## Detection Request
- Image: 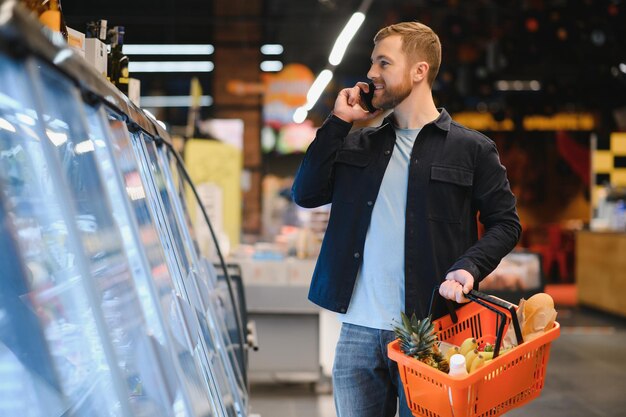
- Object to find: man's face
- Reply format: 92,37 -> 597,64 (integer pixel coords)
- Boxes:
367,35 -> 413,110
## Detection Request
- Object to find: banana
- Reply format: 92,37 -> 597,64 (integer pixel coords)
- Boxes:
444,346 -> 460,363
459,337 -> 477,356
480,350 -> 494,361
464,349 -> 479,372
469,354 -> 486,373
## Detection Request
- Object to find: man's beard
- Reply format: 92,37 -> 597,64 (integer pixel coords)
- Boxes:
372,74 -> 412,110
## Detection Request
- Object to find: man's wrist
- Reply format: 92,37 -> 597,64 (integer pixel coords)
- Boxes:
330,111 -> 353,125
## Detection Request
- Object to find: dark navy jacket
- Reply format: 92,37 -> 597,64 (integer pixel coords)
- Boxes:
292,109 -> 521,320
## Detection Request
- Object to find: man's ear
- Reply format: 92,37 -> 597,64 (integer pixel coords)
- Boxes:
412,61 -> 429,83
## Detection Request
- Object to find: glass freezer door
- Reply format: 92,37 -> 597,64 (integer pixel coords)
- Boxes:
29,59 -> 184,417
105,112 -> 220,417
134,136 -> 243,417
0,55 -> 130,416
157,146 -> 248,411
0,196 -> 67,417
153,143 -> 247,416
85,102 -> 220,417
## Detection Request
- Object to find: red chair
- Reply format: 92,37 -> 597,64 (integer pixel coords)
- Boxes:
530,224 -> 572,283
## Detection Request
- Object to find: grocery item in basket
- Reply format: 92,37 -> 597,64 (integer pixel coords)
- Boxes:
522,293 -> 558,340
503,292 -> 557,346
448,354 -> 468,376
459,337 -> 477,355
443,344 -> 460,362
393,312 -> 450,373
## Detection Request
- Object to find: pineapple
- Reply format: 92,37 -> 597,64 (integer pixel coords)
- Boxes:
393,312 -> 449,373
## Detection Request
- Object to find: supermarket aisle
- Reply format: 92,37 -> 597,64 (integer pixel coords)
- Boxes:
248,307 -> 626,417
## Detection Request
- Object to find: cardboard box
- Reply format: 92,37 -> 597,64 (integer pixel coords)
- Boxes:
66,27 -> 85,58
84,38 -> 107,77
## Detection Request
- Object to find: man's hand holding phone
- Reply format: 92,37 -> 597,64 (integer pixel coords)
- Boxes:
332,82 -> 381,123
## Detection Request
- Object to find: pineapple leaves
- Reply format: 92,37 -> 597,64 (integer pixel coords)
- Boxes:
394,312 -> 448,373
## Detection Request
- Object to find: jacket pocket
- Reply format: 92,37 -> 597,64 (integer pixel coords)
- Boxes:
428,165 -> 473,223
332,150 -> 372,202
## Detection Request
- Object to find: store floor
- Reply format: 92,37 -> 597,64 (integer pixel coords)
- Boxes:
248,306 -> 626,417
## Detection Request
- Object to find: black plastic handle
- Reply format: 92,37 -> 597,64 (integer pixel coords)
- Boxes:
429,287 -> 524,359
465,289 -> 524,358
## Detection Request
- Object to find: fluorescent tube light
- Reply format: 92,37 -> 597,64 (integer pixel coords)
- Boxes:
293,106 -> 308,124
260,60 -> 283,72
261,44 -> 284,55
123,44 -> 214,55
305,69 -> 333,110
129,61 -> 214,73
328,12 -> 365,66
495,80 -> 542,91
140,95 -> 214,108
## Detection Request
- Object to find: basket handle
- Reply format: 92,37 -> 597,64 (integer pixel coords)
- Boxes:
428,285 -> 458,324
429,287 -> 524,358
465,289 -> 524,358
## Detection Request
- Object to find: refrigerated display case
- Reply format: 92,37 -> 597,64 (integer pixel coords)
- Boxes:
161,149 -> 250,388
157,146 -> 248,406
107,119 -> 230,417
0,1 -> 249,416
135,136 -> 246,417
0,53 -> 134,417
87,105 -> 218,417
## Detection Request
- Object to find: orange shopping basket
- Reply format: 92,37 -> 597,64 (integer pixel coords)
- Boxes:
388,289 -> 560,417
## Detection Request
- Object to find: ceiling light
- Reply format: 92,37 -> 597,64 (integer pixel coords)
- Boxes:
260,61 -> 283,72
305,69 -> 333,110
293,107 -> 308,124
140,95 -> 213,108
619,63 -> 626,74
328,12 -> 365,66
261,44 -> 284,55
495,80 -> 541,91
128,61 -> 214,73
123,44 -> 214,55
496,80 -> 509,91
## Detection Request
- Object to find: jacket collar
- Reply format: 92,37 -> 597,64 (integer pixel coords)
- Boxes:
433,108 -> 452,132
380,108 -> 451,132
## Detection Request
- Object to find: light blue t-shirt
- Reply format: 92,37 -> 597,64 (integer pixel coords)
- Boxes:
339,126 -> 421,330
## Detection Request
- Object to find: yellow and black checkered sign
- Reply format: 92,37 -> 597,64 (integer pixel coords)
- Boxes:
592,132 -> 626,206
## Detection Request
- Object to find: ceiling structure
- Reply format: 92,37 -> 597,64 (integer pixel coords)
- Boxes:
61,0 -> 626,127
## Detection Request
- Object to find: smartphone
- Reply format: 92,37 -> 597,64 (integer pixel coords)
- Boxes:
359,82 -> 377,112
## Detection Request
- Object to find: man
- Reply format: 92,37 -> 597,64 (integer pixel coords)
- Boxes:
292,21 -> 521,417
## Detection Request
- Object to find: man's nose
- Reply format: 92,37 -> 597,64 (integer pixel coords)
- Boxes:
366,65 -> 377,80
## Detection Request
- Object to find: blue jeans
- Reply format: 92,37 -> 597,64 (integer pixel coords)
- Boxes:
332,323 -> 412,417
